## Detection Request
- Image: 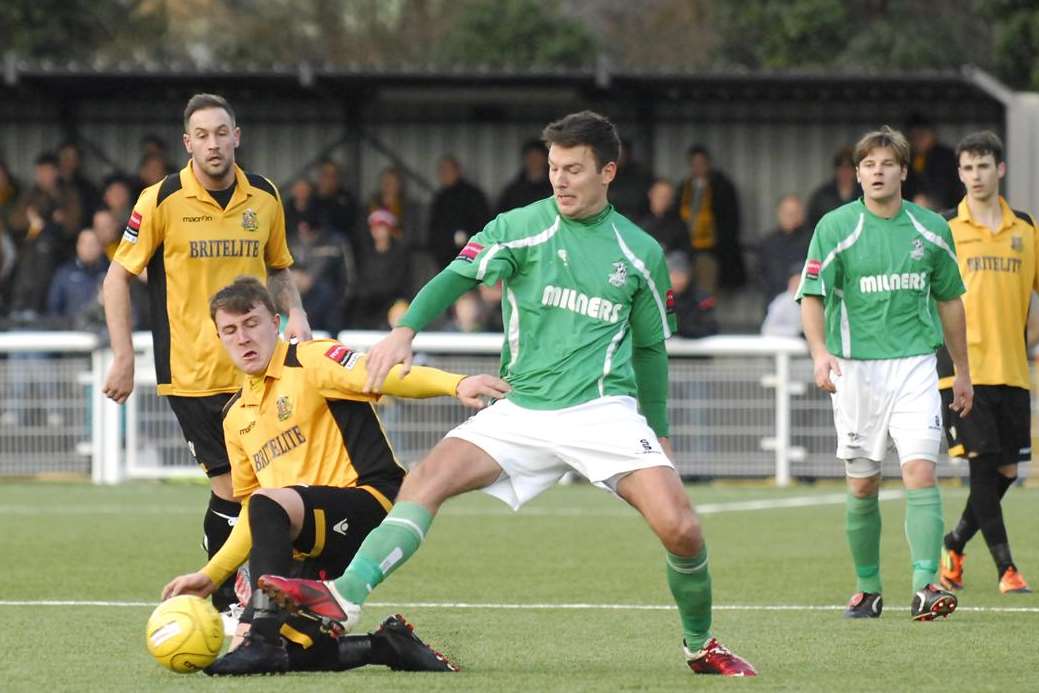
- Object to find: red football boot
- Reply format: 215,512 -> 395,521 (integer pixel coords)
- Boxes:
258,575 -> 360,636
684,638 -> 758,677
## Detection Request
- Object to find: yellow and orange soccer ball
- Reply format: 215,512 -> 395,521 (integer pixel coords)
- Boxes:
145,595 -> 224,673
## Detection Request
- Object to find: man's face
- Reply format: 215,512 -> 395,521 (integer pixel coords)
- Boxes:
958,151 -> 1004,203
689,152 -> 710,179
59,146 -> 80,177
91,210 -> 119,246
183,107 -> 239,184
524,147 -> 548,180
437,159 -> 460,187
776,196 -> 805,233
856,146 -> 906,206
76,230 -> 103,265
35,163 -> 59,191
648,181 -> 674,216
317,164 -> 339,194
291,178 -> 313,205
214,303 -> 280,376
104,180 -> 130,211
548,144 -> 615,220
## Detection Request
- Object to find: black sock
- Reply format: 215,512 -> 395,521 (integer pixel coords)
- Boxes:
998,474 -> 1017,497
247,494 -> 294,592
203,493 -> 241,610
989,543 -> 1016,578
967,457 -> 1015,575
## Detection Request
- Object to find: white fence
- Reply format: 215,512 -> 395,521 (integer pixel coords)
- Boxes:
0,331 -> 1003,485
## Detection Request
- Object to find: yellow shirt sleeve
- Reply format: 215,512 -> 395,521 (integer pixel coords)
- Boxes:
263,178 -> 293,270
299,340 -> 465,401
199,496 -> 252,586
112,184 -> 163,276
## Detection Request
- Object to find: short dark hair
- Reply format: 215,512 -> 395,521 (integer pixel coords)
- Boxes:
833,145 -> 854,168
853,126 -> 910,168
686,144 -> 711,160
184,93 -> 236,132
956,130 -> 1004,165
521,139 -> 546,156
35,152 -> 59,167
209,276 -> 276,323
541,111 -> 620,171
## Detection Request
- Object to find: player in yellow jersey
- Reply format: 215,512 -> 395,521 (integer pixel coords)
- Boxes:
162,276 -> 509,675
102,94 -> 312,616
938,131 -> 1036,595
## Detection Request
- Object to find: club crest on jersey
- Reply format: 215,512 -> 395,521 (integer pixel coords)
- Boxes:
558,249 -> 569,266
1012,235 -> 1023,252
457,241 -> 483,263
910,238 -> 925,261
241,208 -> 259,232
276,396 -> 293,421
805,259 -> 821,280
608,261 -> 628,287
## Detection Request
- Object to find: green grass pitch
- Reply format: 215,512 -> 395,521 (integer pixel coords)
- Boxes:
1,481 -> 1036,691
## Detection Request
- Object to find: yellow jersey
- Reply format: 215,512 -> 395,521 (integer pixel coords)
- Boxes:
938,197 -> 1039,389
113,163 -> 293,396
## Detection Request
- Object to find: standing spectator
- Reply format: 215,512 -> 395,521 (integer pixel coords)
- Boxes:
638,178 -> 685,251
46,228 -> 109,325
10,152 -> 82,258
497,139 -> 553,213
348,209 -> 412,329
609,137 -> 654,220
313,160 -> 359,240
427,155 -> 491,270
0,160 -> 22,232
284,177 -> 316,243
58,142 -> 100,220
101,176 -> 133,225
676,145 -> 745,292
757,194 -> 811,314
905,114 -> 961,211
808,146 -> 861,229
367,166 -> 424,247
289,211 -> 352,332
668,251 -> 719,339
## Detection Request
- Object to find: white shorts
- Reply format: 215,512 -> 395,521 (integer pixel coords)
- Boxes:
445,395 -> 673,510
830,353 -> 943,475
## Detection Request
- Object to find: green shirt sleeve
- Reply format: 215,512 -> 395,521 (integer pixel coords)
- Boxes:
928,221 -> 966,301
796,220 -> 841,301
632,340 -> 669,438
397,268 -> 479,332
629,243 -> 677,347
446,213 -> 520,285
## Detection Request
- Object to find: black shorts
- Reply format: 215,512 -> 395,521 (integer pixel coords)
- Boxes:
941,385 -> 1031,464
166,393 -> 234,477
290,484 -> 397,579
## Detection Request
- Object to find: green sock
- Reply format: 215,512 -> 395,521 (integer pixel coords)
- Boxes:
332,501 -> 433,605
846,493 -> 882,594
666,547 -> 712,651
905,486 -> 943,591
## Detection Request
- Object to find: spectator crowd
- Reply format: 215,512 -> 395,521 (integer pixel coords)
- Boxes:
0,116 -> 964,338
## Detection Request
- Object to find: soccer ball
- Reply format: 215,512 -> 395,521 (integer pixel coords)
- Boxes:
145,595 -> 224,673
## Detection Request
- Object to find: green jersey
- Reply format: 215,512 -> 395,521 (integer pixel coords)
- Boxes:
797,199 -> 965,360
449,197 -> 676,410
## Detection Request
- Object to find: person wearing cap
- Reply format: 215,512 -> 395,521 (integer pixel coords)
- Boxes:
347,209 -> 413,329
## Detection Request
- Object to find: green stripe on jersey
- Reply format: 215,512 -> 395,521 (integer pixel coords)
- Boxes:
449,197 -> 676,410
797,199 -> 965,360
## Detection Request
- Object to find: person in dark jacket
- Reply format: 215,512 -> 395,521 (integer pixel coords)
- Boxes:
348,209 -> 412,330
427,156 -> 491,270
47,228 -> 109,322
807,146 -> 861,230
497,140 -> 553,213
668,251 -> 719,339
675,145 -> 745,292
756,194 -> 811,316
638,178 -> 686,252
904,114 -> 962,211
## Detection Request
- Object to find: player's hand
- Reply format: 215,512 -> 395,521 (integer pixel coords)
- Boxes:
161,571 -> 216,600
283,308 -> 312,342
812,353 -> 842,393
455,374 -> 511,409
103,353 -> 135,403
949,373 -> 973,417
364,327 -> 416,393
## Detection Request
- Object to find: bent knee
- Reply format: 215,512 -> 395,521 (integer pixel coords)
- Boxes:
657,512 -> 704,555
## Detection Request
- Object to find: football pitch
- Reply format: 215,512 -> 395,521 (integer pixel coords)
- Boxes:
2,481 -> 1036,691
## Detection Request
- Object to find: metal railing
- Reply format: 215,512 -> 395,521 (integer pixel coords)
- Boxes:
0,331 -> 1014,485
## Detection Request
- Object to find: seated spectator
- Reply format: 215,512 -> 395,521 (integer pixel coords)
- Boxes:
367,166 -> 424,247
761,270 -> 803,338
477,281 -> 505,334
668,251 -> 719,339
347,209 -> 413,329
58,142 -> 100,220
91,209 -> 121,259
285,177 -> 316,243
428,155 -> 491,270
313,160 -> 358,240
288,212 -> 352,332
498,139 -> 553,213
609,137 -> 654,220
46,228 -> 108,329
808,146 -> 861,229
638,178 -> 685,251
101,176 -> 133,225
139,133 -> 177,174
447,291 -> 489,333
89,208 -> 151,329
136,153 -> 169,197
757,194 -> 810,315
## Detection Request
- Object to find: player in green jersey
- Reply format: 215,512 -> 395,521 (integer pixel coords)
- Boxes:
259,111 -> 757,677
798,126 -> 974,621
